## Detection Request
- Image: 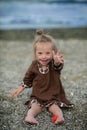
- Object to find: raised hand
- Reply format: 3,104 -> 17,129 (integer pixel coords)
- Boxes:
52,50 -> 64,65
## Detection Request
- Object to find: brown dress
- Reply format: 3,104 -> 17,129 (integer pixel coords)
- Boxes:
21,60 -> 72,108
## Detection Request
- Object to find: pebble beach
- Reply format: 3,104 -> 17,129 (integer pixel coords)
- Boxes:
0,28 -> 87,130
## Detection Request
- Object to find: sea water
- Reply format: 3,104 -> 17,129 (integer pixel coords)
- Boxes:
0,1 -> 87,29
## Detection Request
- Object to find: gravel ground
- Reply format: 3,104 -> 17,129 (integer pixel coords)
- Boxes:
0,39 -> 87,130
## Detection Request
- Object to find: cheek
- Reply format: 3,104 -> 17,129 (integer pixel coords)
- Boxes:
35,54 -> 40,59
47,54 -> 52,59
50,53 -> 53,58
35,53 -> 38,59
35,55 -> 38,59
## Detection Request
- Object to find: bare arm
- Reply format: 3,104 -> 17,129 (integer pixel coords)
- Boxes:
10,85 -> 25,97
10,61 -> 36,98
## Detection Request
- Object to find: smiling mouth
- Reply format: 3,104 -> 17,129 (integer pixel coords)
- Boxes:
40,59 -> 49,64
41,59 -> 48,62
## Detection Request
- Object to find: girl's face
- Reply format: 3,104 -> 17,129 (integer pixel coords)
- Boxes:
35,42 -> 53,66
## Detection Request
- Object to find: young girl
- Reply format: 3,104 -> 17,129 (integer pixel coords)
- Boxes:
11,30 -> 73,125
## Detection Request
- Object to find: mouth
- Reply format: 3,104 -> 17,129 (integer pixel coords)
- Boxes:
40,59 -> 49,65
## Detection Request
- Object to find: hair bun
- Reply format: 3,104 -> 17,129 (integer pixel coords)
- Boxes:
36,29 -> 43,35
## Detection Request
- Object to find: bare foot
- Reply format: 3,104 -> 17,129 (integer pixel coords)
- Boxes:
54,116 -> 65,125
24,116 -> 39,125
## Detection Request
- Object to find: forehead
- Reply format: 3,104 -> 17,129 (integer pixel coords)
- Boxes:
36,42 -> 52,50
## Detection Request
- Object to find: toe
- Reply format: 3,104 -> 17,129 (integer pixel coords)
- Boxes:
55,118 -> 65,125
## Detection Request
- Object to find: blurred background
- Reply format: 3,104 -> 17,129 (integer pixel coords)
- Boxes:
0,0 -> 87,29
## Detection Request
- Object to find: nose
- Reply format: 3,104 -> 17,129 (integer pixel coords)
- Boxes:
42,54 -> 46,59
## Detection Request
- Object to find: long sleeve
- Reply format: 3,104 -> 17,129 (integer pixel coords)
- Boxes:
21,62 -> 36,88
53,60 -> 64,74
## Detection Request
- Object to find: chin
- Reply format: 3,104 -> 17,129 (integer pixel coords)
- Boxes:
40,62 -> 47,66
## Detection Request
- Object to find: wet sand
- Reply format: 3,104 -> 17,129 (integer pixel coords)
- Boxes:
0,28 -> 87,130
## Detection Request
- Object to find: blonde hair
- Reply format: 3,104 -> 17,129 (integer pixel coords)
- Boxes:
33,30 -> 57,58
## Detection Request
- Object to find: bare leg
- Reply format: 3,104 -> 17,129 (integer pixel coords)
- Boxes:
25,102 -> 42,125
49,104 -> 65,124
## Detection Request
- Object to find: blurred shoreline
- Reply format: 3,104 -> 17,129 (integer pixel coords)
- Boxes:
0,27 -> 87,40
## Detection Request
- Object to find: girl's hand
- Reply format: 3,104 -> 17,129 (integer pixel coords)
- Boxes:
10,86 -> 24,97
52,50 -> 64,65
10,89 -> 18,97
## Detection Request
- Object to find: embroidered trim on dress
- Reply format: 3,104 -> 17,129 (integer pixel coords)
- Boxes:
20,81 -> 30,88
38,63 -> 49,74
28,98 -> 73,109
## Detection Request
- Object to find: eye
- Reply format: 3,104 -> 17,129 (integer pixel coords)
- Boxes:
38,52 -> 42,55
46,52 -> 50,54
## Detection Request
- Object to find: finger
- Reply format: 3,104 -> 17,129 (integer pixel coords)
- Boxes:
57,50 -> 60,55
60,59 -> 64,64
57,53 -> 63,59
57,50 -> 62,56
10,92 -> 14,97
52,50 -> 56,57
10,90 -> 17,97
10,91 -> 15,97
